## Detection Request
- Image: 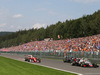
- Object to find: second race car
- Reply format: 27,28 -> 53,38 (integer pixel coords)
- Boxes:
71,58 -> 99,68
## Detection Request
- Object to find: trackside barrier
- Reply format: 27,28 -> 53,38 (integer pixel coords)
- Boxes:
0,50 -> 100,63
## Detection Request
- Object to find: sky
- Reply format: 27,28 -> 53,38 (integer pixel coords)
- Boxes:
0,0 -> 100,32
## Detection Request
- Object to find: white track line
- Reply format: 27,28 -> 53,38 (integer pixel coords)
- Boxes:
32,63 -> 83,75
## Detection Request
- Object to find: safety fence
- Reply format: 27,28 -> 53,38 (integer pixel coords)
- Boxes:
1,50 -> 100,63
0,50 -> 100,58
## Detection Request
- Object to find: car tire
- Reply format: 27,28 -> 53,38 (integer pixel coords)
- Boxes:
28,59 -> 31,62
63,59 -> 66,63
25,59 -> 27,61
71,62 -> 75,66
81,63 -> 84,67
25,57 -> 27,61
93,63 -> 99,68
63,60 -> 66,63
31,59 -> 34,63
38,59 -> 41,63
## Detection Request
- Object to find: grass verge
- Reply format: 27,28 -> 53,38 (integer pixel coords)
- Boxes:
0,56 -> 76,75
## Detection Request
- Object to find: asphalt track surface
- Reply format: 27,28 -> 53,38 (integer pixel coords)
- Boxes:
0,53 -> 100,75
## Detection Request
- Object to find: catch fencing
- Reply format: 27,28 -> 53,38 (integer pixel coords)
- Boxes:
1,50 -> 100,58
1,50 -> 100,63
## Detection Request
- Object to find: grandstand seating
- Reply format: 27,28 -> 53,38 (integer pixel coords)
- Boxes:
0,34 -> 100,53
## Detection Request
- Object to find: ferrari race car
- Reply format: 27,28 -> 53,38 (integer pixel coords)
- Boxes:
71,58 -> 99,68
25,55 -> 41,63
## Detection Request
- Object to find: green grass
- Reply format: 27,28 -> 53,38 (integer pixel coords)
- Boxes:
0,56 -> 76,75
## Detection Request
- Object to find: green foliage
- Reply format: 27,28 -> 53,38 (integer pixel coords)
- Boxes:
0,32 -> 13,36
0,10 -> 100,48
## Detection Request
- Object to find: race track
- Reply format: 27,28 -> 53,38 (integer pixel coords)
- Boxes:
0,53 -> 100,75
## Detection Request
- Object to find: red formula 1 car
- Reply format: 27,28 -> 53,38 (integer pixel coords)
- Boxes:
25,55 -> 41,63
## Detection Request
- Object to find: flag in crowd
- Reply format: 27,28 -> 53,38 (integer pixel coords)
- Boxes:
98,42 -> 100,50
67,38 -> 69,42
58,35 -> 60,39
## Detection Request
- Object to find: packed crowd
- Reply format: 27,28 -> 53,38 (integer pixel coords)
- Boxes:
0,34 -> 100,53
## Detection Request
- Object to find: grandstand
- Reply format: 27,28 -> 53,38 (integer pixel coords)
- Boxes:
0,34 -> 100,56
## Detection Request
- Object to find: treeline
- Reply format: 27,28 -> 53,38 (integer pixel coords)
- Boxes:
0,10 -> 100,48
0,32 -> 13,36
